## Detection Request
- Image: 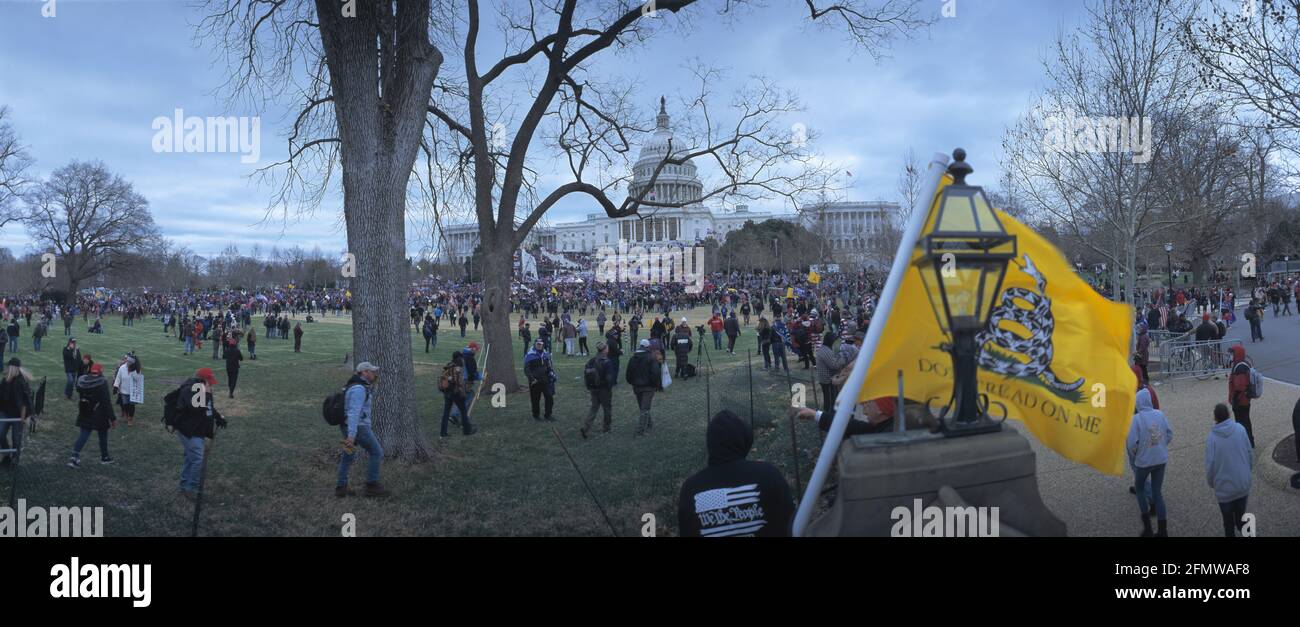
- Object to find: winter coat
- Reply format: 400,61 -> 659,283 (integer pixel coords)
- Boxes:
75,374 -> 115,431
1205,418 -> 1252,503
1126,388 -> 1172,469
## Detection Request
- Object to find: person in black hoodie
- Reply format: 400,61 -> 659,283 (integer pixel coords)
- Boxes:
677,410 -> 794,537
171,368 -> 227,499
0,358 -> 33,467
626,339 -> 663,436
224,341 -> 244,398
68,362 -> 115,467
62,338 -> 82,400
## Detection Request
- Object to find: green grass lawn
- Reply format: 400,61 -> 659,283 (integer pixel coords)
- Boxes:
5,308 -> 826,536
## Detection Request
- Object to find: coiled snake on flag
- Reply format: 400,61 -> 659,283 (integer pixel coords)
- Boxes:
976,254 -> 1084,394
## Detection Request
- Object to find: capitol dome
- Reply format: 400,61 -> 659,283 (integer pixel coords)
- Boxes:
627,97 -> 703,206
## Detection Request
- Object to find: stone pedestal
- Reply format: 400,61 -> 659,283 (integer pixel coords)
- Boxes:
807,427 -> 1067,537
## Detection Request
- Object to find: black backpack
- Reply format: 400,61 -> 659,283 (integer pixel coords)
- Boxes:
583,358 -> 607,390
322,382 -> 365,426
161,384 -> 183,432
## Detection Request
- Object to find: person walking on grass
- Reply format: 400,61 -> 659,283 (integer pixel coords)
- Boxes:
112,353 -> 143,427
68,362 -> 115,468
247,327 -> 257,360
170,368 -> 227,501
336,362 -> 388,498
0,358 -> 33,467
580,342 -> 618,439
224,340 -> 244,398
1127,388 -> 1172,537
672,318 -> 693,378
1206,403 -> 1253,537
524,339 -> 556,422
438,352 -> 477,438
6,318 -> 19,354
578,319 -> 589,356
32,318 -> 46,352
814,332 -> 844,412
293,322 -> 303,353
626,339 -> 663,437
756,317 -> 772,370
62,338 -> 82,401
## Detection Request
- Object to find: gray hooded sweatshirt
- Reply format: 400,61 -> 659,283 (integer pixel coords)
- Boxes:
1126,388 -> 1172,469
1205,418 -> 1253,503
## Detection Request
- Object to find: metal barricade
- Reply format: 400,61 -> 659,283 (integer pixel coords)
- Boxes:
1158,337 -> 1241,381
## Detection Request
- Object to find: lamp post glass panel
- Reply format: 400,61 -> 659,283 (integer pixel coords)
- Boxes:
917,149 -> 1018,437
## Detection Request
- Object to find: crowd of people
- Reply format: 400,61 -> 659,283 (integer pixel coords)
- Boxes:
0,266 -> 1295,536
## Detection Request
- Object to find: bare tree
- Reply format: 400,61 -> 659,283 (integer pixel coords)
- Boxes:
1002,0 -> 1199,302
0,106 -> 34,228
22,161 -> 162,304
198,0 -> 930,460
1181,0 -> 1300,159
896,147 -> 922,224
417,2 -> 929,391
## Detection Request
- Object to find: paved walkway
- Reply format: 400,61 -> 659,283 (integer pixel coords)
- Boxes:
1027,376 -> 1300,537
1222,305 -> 1300,384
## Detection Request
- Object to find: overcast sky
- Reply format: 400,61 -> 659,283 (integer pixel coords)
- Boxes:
0,0 -> 1091,259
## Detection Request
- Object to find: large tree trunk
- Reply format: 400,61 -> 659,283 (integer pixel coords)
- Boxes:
344,176 -> 431,462
318,0 -> 440,462
481,233 -> 520,391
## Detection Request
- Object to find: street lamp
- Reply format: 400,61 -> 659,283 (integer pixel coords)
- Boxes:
1164,242 -> 1173,293
917,148 -> 1018,437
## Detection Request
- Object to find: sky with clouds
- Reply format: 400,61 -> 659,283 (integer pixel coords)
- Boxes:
0,0 -> 1092,260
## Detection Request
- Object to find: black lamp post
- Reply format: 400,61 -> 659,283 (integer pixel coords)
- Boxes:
918,149 -> 1018,437
1164,242 -> 1173,292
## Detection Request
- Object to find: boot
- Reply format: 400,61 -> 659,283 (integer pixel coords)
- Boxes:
335,485 -> 355,498
364,482 -> 390,497
1139,513 -> 1153,537
1155,519 -> 1168,537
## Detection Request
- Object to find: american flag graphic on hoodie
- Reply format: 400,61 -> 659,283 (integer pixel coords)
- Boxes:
693,484 -> 766,537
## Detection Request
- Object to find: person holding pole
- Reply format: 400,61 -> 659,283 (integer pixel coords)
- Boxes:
171,367 -> 227,501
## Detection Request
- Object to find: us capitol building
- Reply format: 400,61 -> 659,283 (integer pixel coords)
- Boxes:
439,98 -> 898,265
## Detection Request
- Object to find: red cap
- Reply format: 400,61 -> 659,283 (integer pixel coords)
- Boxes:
195,367 -> 219,386
468,342 -> 480,350
89,363 -> 103,376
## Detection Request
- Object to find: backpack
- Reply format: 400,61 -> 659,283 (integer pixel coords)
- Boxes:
583,358 -> 607,390
161,384 -> 182,431
438,364 -> 462,394
1248,367 -> 1263,399
1232,362 -> 1263,400
322,382 -> 363,426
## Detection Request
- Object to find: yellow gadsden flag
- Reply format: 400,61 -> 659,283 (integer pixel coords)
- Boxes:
860,179 -> 1135,475
808,270 -> 821,285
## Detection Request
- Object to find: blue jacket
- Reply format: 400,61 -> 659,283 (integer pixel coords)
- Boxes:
1126,388 -> 1172,469
460,348 -> 480,381
343,376 -> 372,439
1205,418 -> 1252,502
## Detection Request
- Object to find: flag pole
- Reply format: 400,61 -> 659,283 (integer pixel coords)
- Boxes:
792,151 -> 950,537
